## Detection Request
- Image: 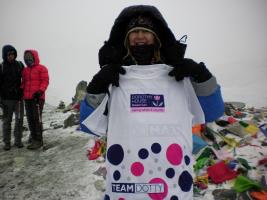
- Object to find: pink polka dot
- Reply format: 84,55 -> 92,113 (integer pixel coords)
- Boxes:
148,178 -> 168,200
131,162 -> 144,176
166,143 -> 183,165
118,198 -> 125,200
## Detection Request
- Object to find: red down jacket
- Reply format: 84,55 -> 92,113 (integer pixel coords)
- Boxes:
21,50 -> 49,100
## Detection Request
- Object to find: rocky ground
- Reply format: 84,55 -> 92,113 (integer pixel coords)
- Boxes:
0,104 -> 104,200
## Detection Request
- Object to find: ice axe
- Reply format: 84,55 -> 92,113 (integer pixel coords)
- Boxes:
36,101 -> 42,125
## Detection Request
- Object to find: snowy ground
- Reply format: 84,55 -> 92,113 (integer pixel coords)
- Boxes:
0,104 -> 266,200
0,104 -> 103,200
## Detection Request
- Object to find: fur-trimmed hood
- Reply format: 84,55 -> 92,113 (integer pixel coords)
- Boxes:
107,5 -> 176,49
99,5 -> 187,66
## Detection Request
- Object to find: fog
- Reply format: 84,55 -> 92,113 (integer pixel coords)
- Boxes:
1,0 -> 266,107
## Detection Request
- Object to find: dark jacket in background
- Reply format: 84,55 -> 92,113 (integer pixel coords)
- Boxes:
0,45 -> 24,100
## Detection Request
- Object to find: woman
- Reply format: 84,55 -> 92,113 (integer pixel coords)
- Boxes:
83,5 -> 224,200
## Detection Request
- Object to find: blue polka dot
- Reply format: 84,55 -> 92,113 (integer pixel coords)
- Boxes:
138,148 -> 149,159
170,196 -> 179,200
166,168 -> 175,178
178,170 -> 193,192
104,194 -> 110,200
107,144 -> 124,165
113,170 -> 121,181
151,143 -> 161,154
184,155 -> 190,165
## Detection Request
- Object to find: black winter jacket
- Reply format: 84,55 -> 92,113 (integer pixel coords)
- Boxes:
0,45 -> 24,100
0,61 -> 24,100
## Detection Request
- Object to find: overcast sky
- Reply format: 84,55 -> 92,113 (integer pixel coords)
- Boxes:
1,0 -> 267,107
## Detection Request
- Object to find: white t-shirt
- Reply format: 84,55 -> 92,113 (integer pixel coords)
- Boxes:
84,64 -> 205,200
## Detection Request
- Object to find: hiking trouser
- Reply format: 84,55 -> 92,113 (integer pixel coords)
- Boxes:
2,100 -> 24,145
25,99 -> 44,143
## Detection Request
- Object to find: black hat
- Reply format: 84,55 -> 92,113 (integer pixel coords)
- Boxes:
127,15 -> 155,32
124,15 -> 161,47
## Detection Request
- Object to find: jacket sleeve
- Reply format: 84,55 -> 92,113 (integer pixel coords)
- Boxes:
39,66 -> 49,92
80,97 -> 96,134
191,76 -> 225,122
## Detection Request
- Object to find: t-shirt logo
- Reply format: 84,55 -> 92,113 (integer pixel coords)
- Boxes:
130,94 -> 165,112
112,183 -> 164,194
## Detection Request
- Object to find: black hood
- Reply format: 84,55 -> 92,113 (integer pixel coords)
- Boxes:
2,45 -> 17,62
108,5 -> 176,49
99,5 -> 187,66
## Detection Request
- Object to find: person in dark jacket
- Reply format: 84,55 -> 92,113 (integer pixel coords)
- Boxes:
0,45 -> 24,150
82,5 -> 225,199
21,49 -> 49,150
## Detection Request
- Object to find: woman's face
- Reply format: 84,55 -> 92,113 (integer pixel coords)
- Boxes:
128,29 -> 155,46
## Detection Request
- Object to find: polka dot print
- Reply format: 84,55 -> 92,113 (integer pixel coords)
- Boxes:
178,170 -> 193,192
107,144 -> 124,166
151,143 -> 161,154
166,144 -> 183,166
138,148 -> 149,159
131,162 -> 144,176
106,142 -> 193,198
184,155 -> 190,165
166,168 -> 175,179
113,170 -> 121,181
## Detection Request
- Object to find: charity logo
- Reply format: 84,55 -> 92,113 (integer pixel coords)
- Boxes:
130,94 -> 165,112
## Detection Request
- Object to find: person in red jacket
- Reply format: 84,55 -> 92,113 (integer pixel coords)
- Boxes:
21,50 -> 49,150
